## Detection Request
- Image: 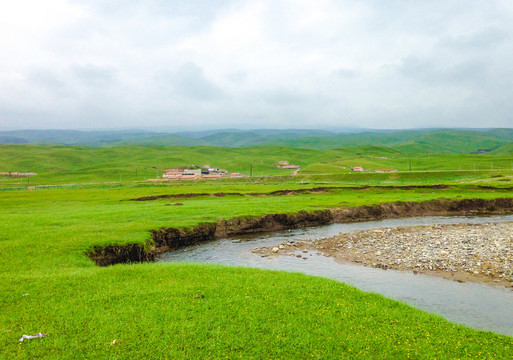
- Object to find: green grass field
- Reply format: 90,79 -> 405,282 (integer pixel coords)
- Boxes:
2,144 -> 513,358
1,144 -> 512,188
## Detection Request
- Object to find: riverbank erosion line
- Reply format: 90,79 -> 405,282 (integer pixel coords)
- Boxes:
88,197 -> 513,266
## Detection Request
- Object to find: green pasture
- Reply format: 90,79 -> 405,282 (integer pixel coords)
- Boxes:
2,181 -> 513,358
300,153 -> 513,174
1,144 -> 513,188
257,128 -> 513,153
0,145 -> 327,185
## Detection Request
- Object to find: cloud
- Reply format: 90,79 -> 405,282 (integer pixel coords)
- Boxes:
157,62 -> 224,101
261,88 -> 308,106
27,70 -> 69,95
1,0 -> 513,130
71,64 -> 117,88
439,27 -> 510,50
398,57 -> 488,86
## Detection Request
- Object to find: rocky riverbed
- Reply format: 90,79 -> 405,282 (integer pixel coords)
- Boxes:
253,222 -> 513,288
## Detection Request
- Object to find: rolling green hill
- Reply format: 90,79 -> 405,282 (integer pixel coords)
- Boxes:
484,128 -> 513,141
112,134 -> 207,146
0,129 -> 334,147
1,143 -> 513,187
0,145 -> 333,184
0,129 -> 158,145
490,142 -> 513,154
1,128 -> 512,154
260,129 -> 509,154
197,130 -> 334,147
198,131 -> 263,146
0,136 -> 28,144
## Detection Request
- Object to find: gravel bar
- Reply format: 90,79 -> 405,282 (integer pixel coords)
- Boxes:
254,222 -> 513,288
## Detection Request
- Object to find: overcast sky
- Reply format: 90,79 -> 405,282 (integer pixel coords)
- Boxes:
1,0 -> 513,131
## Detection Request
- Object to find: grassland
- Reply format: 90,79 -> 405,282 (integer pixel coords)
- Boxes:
1,144 -> 513,188
2,144 -> 513,358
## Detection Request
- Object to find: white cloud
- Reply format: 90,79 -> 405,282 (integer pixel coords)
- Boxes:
0,0 -> 513,130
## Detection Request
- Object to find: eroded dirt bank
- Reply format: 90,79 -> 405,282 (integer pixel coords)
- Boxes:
254,222 -> 513,288
128,185 -> 451,201
89,243 -> 154,266
88,197 -> 513,266
129,187 -> 331,201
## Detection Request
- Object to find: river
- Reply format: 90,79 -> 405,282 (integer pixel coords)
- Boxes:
158,215 -> 513,336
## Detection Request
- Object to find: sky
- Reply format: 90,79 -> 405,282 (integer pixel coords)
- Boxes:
1,0 -> 513,131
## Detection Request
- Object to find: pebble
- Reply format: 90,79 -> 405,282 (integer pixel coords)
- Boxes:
255,222 -> 513,283
309,222 -> 513,281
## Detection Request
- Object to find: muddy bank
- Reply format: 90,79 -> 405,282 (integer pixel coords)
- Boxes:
254,222 -> 513,288
129,187 -> 331,201
331,197 -> 513,223
89,242 -> 154,266
88,197 -> 513,266
128,185 -> 452,201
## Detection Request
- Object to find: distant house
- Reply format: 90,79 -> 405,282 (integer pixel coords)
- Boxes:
277,160 -> 300,169
352,166 -> 364,172
229,172 -> 247,178
202,174 -> 222,179
0,172 -> 37,177
163,168 -> 186,178
182,169 -> 202,176
180,175 -> 198,180
162,168 -> 200,179
161,166 -> 228,180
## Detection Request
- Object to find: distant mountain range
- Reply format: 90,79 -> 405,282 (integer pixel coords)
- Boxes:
1,128 -> 513,154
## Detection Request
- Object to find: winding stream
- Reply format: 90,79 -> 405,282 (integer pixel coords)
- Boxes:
159,215 -> 513,336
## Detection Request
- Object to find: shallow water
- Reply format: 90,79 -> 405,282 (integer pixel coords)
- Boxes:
159,215 -> 513,336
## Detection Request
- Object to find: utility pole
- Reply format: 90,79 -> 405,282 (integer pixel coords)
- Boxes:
250,165 -> 253,177
408,160 -> 412,172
